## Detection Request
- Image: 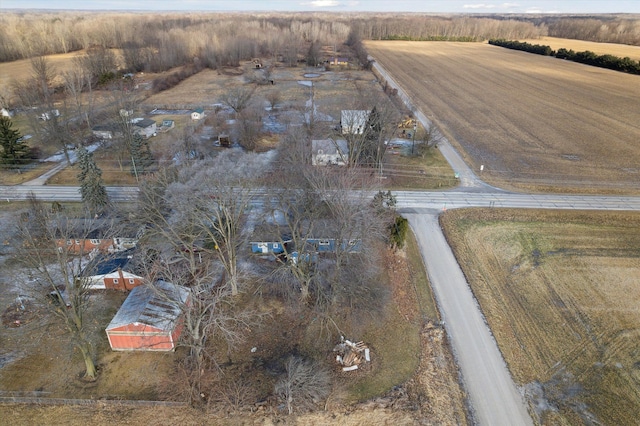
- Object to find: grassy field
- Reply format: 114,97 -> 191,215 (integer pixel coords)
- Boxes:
0,52 -> 83,94
519,36 -> 640,61
0,49 -> 128,95
441,208 -> 640,425
366,40 -> 640,194
141,61 -> 378,119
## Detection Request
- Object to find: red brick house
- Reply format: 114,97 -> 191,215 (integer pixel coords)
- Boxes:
82,250 -> 144,291
56,237 -> 138,256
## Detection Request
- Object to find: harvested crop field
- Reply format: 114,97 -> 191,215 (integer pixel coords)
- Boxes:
366,41 -> 640,194
519,36 -> 640,61
441,208 -> 640,425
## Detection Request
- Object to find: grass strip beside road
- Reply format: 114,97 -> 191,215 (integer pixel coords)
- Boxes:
347,231 -> 440,401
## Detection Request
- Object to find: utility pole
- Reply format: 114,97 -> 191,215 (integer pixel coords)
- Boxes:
131,156 -> 139,183
411,123 -> 417,155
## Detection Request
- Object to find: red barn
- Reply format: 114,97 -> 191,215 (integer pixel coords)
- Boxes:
106,281 -> 190,351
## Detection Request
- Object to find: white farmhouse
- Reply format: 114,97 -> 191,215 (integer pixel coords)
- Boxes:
312,138 -> 348,166
132,118 -> 157,139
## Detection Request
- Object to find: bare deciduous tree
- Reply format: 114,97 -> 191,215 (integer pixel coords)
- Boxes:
265,89 -> 281,111
298,168 -> 391,325
74,46 -> 118,86
135,156 -> 266,406
236,106 -> 263,151
337,84 -> 400,170
145,261 -> 255,407
16,195 -> 121,381
62,67 -> 93,131
220,86 -> 256,116
138,150 -> 267,296
275,356 -> 331,415
414,121 -> 445,157
30,56 -> 56,103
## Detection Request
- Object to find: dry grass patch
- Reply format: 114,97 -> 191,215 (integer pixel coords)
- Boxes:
366,41 -> 640,194
0,162 -> 57,185
383,146 -> 455,190
441,208 -> 640,425
47,150 -> 138,186
0,52 -> 84,94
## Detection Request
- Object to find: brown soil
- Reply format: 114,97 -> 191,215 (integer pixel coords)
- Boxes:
366,40 -> 640,194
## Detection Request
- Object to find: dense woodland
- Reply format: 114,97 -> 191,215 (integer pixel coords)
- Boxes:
2,12 -> 638,67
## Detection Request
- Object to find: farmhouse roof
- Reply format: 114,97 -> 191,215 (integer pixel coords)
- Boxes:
192,108 -> 204,114
312,138 -> 348,155
106,280 -> 190,332
82,249 -> 134,277
133,118 -> 156,128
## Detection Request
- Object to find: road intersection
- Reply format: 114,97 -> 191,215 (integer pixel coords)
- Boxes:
1,62 -> 639,425
2,155 -> 640,426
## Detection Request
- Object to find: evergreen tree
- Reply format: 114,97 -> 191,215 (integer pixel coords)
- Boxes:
130,133 -> 154,177
76,147 -> 108,213
361,106 -> 382,166
0,116 -> 30,167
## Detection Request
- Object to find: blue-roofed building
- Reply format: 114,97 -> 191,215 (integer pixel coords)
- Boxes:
250,240 -> 288,255
82,250 -> 144,291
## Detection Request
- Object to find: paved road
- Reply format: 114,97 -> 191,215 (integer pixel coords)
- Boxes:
2,185 -> 640,211
0,185 -> 139,202
395,190 -> 640,212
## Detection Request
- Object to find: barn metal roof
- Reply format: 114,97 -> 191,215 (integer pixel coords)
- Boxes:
106,281 -> 190,332
133,118 -> 156,128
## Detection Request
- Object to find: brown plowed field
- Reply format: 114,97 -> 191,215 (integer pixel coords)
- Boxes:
366,41 -> 640,194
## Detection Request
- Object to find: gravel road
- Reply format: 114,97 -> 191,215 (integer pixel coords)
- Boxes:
404,211 -> 533,426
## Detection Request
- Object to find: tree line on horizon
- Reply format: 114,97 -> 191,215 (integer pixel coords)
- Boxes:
2,11 -> 639,68
0,13 -> 581,62
488,38 -> 640,75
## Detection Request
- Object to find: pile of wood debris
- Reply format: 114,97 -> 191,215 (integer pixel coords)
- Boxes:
333,337 -> 371,371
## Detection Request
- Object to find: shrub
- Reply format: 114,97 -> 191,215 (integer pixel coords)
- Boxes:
389,216 -> 409,249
